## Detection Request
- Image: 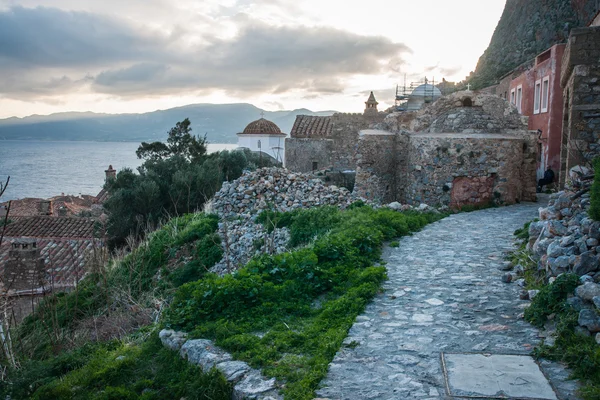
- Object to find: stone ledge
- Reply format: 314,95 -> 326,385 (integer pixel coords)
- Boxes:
159,329 -> 282,400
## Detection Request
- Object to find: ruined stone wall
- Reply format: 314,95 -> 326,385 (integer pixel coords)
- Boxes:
284,138 -> 333,173
560,26 -> 600,186
354,130 -> 404,203
404,133 -> 537,207
329,113 -> 386,171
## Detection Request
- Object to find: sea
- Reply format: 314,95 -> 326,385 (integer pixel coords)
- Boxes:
0,141 -> 238,202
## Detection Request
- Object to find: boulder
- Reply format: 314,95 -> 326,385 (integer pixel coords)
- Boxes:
579,309 -> 600,332
539,206 -> 561,221
233,371 -> 279,400
547,256 -> 571,276
546,240 -> 565,258
576,282 -> 600,301
548,220 -> 568,237
567,296 -> 587,312
180,339 -> 232,370
159,329 -> 188,351
573,251 -> 600,276
387,202 -> 402,211
528,221 -> 545,240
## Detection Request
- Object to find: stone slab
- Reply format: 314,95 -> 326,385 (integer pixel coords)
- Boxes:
442,353 -> 557,399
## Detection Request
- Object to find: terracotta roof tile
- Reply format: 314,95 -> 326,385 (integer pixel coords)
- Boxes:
241,118 -> 283,135
0,238 -> 103,288
1,216 -> 97,239
290,115 -> 333,138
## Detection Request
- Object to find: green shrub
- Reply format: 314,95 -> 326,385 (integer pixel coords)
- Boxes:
165,206 -> 445,399
6,334 -> 231,400
589,157 -> 600,221
524,273 -> 579,327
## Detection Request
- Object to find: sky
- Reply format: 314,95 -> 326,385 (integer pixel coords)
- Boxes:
0,0 -> 507,118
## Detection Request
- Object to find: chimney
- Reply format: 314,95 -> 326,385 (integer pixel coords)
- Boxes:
39,200 -> 52,216
105,165 -> 116,181
5,239 -> 46,291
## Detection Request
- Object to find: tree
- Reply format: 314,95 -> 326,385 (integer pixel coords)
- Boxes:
135,118 -> 206,163
104,119 -> 280,248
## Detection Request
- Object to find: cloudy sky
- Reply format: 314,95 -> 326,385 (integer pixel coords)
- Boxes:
0,0 -> 506,118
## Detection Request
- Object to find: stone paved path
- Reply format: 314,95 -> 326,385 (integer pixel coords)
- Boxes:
316,202 -> 579,400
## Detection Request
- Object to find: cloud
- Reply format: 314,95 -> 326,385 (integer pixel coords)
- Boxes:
0,6 -> 410,101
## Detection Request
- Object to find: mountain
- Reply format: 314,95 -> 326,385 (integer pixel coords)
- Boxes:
470,0 -> 598,89
0,104 -> 337,144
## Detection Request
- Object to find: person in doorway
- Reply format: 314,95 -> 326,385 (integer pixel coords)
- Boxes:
537,167 -> 555,193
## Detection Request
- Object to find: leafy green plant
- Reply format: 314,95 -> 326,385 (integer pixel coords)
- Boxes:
2,334 -> 231,400
389,241 -> 400,248
165,206 -> 445,399
589,157 -> 600,221
524,273 -> 579,327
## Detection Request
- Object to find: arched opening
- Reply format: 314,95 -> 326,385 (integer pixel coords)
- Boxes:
462,97 -> 473,107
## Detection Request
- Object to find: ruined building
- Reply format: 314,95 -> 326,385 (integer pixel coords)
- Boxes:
559,18 -> 600,186
354,91 -> 538,207
285,92 -> 386,173
286,90 -> 538,208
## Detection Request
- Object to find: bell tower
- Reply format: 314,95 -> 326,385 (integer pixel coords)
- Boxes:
364,91 -> 379,116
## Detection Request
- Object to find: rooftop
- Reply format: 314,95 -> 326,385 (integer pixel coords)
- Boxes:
1,216 -> 98,239
290,115 -> 333,138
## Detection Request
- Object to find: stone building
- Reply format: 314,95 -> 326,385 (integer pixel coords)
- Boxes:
237,117 -> 286,163
285,92 -> 386,173
559,20 -> 600,186
353,91 -> 538,207
0,216 -> 102,321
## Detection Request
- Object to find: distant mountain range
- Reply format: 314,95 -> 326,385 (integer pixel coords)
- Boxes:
0,103 -> 337,144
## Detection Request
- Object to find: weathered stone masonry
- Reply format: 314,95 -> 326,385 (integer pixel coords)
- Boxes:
560,25 -> 600,186
354,92 -> 538,207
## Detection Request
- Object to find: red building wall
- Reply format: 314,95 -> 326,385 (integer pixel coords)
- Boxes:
508,44 -> 565,180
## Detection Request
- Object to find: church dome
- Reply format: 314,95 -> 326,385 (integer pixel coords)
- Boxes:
411,84 -> 442,98
242,118 -> 283,135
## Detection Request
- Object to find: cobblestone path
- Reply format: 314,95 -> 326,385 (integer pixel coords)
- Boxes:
316,202 -> 579,400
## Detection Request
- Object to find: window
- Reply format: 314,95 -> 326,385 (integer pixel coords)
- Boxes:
533,79 -> 542,114
516,85 -> 523,113
312,161 -> 318,171
541,76 -> 550,113
510,89 -> 516,105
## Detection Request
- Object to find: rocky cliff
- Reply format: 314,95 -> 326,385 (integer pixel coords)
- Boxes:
471,0 -> 597,89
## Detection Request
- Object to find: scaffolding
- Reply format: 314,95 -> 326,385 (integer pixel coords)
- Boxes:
394,76 -> 437,110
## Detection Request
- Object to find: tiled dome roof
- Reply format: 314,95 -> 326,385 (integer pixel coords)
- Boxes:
242,118 -> 282,135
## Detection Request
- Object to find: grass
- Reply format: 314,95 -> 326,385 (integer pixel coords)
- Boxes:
6,205 -> 446,400
525,274 -> 600,399
164,206 -> 446,399
1,331 -> 231,400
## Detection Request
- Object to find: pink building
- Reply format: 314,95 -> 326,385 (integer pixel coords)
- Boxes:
506,44 -> 566,180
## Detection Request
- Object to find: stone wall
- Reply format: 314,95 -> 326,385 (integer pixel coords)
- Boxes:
284,138 -> 333,173
354,130 -> 403,202
560,25 -> 600,186
285,112 -> 386,173
405,133 -> 537,206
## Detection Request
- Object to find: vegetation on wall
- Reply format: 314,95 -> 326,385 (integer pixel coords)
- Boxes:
588,157 -> 600,221
524,273 -> 600,399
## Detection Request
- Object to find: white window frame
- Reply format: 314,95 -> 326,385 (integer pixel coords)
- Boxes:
516,85 -> 523,113
510,89 -> 516,105
541,76 -> 550,113
533,79 -> 541,114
